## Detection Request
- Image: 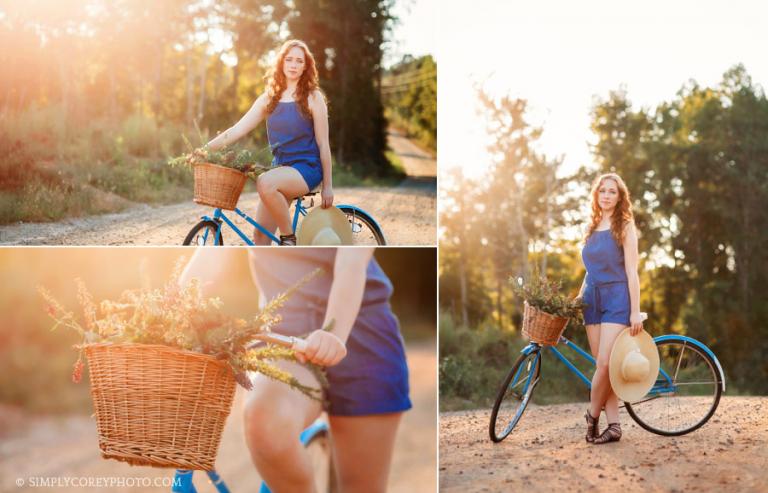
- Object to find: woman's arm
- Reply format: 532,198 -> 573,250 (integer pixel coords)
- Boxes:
299,248 -> 375,366
576,275 -> 587,301
310,90 -> 334,208
206,93 -> 269,150
179,248 -> 240,296
623,222 -> 643,335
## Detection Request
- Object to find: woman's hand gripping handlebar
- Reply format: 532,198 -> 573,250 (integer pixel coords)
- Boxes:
252,330 -> 347,367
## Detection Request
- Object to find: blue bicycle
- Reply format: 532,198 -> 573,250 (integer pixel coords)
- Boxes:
182,190 -> 386,246
489,318 -> 726,442
171,418 -> 333,493
171,333 -> 336,493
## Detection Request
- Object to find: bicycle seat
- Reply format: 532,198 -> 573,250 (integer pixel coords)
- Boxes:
302,187 -> 320,198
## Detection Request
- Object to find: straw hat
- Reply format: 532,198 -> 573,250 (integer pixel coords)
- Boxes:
609,328 -> 660,403
297,207 -> 353,246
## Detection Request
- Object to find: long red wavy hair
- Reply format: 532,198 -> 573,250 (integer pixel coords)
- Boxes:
264,40 -> 322,119
586,173 -> 634,245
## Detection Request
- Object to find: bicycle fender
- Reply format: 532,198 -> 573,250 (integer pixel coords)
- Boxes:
520,343 -> 541,356
653,334 -> 726,392
299,419 -> 329,445
336,204 -> 386,240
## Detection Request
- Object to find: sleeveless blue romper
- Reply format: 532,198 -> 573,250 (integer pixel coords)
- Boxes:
581,229 -> 631,326
266,102 -> 323,191
248,249 -> 412,416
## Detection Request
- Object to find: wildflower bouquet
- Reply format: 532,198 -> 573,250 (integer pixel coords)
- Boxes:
511,270 -> 585,345
39,259 -> 326,400
167,136 -> 272,179
510,270 -> 583,320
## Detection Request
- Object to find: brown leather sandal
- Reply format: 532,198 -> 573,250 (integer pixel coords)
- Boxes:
593,423 -> 622,444
279,234 -> 297,246
584,411 -> 599,443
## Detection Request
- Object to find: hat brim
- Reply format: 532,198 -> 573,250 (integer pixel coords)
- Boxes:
297,207 -> 353,245
609,328 -> 660,403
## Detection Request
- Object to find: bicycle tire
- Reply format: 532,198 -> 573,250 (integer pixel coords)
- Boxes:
305,426 -> 337,493
625,337 -> 722,436
182,220 -> 223,246
337,206 -> 386,245
489,348 -> 541,443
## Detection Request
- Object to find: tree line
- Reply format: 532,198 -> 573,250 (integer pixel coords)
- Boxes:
0,0 -> 397,171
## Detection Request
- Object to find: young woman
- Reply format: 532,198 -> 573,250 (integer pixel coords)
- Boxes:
576,173 -> 643,444
180,248 -> 411,493
203,39 -> 333,246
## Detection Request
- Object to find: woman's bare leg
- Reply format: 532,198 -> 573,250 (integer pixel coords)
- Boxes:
589,323 -> 625,422
242,361 -> 322,493
328,413 -> 403,493
252,201 -> 278,245
587,323 -> 622,424
256,166 -> 309,237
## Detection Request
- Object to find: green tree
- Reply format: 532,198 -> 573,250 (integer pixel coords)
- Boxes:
382,54 -> 437,150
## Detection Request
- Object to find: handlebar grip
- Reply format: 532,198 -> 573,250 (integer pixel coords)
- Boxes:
292,338 -> 308,353
252,333 -> 307,354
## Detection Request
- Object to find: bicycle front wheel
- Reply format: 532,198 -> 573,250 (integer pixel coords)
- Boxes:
625,337 -> 722,436
489,347 -> 541,443
305,426 -> 336,493
337,206 -> 386,245
182,220 -> 223,246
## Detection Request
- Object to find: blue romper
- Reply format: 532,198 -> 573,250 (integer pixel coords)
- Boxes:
266,102 -> 324,191
581,229 -> 631,326
248,249 -> 412,416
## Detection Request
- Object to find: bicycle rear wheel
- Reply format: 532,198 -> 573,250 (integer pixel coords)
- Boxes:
183,220 -> 223,246
337,206 -> 386,245
489,347 -> 541,443
625,337 -> 722,436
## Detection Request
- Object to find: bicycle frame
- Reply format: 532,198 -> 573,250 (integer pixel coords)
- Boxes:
171,419 -> 329,493
519,333 -> 726,397
198,196 -> 361,246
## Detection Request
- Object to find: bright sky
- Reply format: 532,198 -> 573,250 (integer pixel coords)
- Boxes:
438,0 -> 768,179
386,0 -> 437,67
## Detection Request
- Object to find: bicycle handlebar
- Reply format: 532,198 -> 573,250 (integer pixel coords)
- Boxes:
251,333 -> 308,353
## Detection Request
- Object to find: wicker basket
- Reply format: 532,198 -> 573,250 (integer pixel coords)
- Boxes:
193,162 -> 247,210
83,343 -> 236,471
521,301 -> 569,346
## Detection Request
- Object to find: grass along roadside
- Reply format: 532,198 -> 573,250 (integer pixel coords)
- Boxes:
0,117 -> 405,225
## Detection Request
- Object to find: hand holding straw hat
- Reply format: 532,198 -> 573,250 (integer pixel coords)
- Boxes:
297,207 -> 353,246
609,312 -> 660,403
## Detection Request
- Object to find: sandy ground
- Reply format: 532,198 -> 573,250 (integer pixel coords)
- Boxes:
439,397 -> 768,493
0,343 -> 436,493
0,131 -> 436,246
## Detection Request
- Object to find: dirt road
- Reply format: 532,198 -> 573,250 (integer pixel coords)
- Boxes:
0,131 -> 436,246
0,343 -> 436,493
440,397 -> 768,492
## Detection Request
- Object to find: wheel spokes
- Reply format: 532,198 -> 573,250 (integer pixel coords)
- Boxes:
627,340 -> 720,434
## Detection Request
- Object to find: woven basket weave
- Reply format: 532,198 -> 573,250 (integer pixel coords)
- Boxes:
83,343 -> 236,471
193,162 -> 247,210
521,301 -> 569,346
